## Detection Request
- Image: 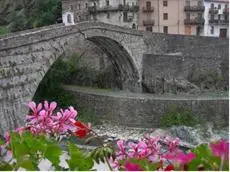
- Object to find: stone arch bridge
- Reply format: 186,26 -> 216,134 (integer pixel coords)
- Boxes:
0,22 -> 228,134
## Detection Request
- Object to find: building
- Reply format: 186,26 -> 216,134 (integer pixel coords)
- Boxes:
138,0 -> 205,36
203,0 -> 229,38
62,0 -> 139,29
62,0 -> 90,25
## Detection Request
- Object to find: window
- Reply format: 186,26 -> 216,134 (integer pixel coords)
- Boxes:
197,1 -> 201,6
210,14 -> 214,20
186,13 -> 190,19
218,4 -> 221,9
67,14 -> 72,23
123,12 -> 128,21
218,14 -> 221,20
224,14 -> 228,20
70,5 -> 73,10
85,3 -> 88,8
123,0 -> 126,5
185,0 -> 190,6
78,4 -> 81,10
211,3 -> 214,8
146,1 -> 151,8
196,26 -> 201,36
219,28 -> 227,38
146,26 -> 152,32
163,1 -> 168,7
163,13 -> 168,20
211,26 -> 214,34
106,0 -> 110,6
163,26 -> 168,34
107,12 -> 110,19
225,4 -> 228,8
132,23 -> 136,29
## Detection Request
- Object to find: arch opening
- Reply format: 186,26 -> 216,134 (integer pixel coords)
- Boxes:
87,36 -> 140,92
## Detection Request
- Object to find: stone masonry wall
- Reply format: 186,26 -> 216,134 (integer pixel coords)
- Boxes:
67,88 -> 229,129
142,54 -> 229,93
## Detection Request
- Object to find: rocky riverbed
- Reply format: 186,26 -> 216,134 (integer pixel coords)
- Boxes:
92,122 -> 229,148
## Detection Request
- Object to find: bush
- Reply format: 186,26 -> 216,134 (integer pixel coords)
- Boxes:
187,67 -> 224,90
160,105 -> 198,128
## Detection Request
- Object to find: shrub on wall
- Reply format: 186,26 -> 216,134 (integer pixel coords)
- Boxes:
160,105 -> 198,128
187,67 -> 224,90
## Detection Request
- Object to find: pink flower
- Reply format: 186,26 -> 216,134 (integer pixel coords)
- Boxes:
124,161 -> 143,171
4,132 -> 10,145
167,152 -> 196,165
164,137 -> 180,153
15,127 -> 25,135
44,101 -> 57,113
210,139 -> 229,159
127,141 -> 148,159
26,101 -> 42,124
52,107 -> 77,133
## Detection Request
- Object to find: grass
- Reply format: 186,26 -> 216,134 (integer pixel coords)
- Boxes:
0,26 -> 8,35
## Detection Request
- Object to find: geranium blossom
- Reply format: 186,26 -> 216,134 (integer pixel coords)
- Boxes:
74,121 -> 91,138
210,139 -> 229,159
167,152 -> 196,165
124,161 -> 143,171
26,101 -> 78,135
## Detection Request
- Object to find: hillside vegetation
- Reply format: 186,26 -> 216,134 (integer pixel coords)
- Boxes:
0,0 -> 61,33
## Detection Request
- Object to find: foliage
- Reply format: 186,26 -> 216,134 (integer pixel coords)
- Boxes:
187,67 -> 225,90
0,0 -> 61,32
0,132 -> 93,171
160,105 -> 199,128
33,55 -> 80,109
0,26 -> 8,35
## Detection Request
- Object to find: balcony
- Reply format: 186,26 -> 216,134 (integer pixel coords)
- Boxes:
184,5 -> 205,12
209,8 -> 218,14
223,7 -> 229,14
209,19 -> 229,25
142,6 -> 154,12
184,18 -> 205,25
143,20 -> 155,26
119,4 -> 139,12
88,4 -> 139,13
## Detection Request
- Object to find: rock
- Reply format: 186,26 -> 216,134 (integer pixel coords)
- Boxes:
93,123 -> 228,148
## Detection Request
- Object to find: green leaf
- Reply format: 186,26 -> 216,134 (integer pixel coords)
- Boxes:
10,132 -> 28,161
188,144 -> 221,170
0,162 -> 13,170
44,143 -> 62,167
67,143 -> 94,171
18,158 -> 36,171
0,139 -> 4,145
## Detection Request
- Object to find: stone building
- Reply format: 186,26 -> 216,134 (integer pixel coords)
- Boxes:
138,0 -> 205,36
62,0 -> 139,29
203,0 -> 229,38
62,0 -> 90,25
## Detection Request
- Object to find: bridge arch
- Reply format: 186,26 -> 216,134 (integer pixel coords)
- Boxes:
0,23 -> 145,133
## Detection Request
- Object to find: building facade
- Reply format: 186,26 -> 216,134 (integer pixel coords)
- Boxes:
203,0 -> 229,37
138,0 -> 205,36
62,0 -> 139,29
